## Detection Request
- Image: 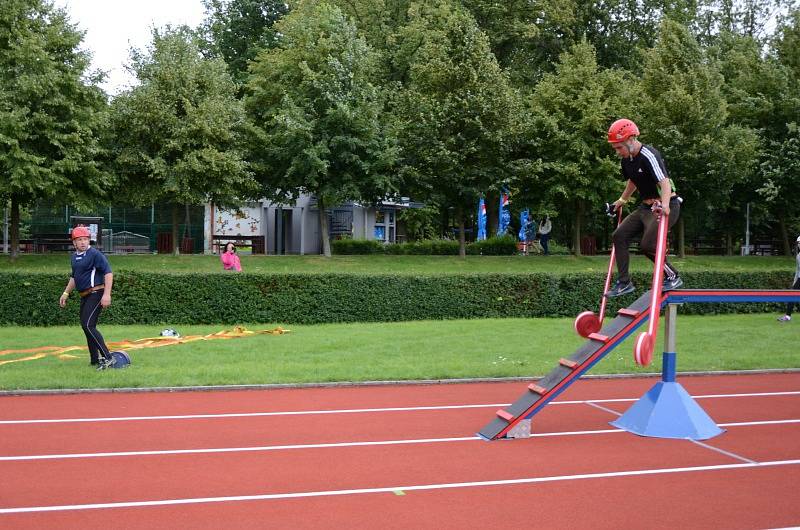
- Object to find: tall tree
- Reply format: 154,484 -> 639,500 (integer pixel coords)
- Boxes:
458,0 -> 701,83
390,0 -> 521,257
0,0 -> 109,258
709,32 -> 797,252
758,122 -> 800,254
695,0 -> 798,42
525,40 -> 637,255
108,26 -> 255,255
459,0 -> 577,84
200,0 -> 290,87
639,19 -> 758,255
246,1 -> 397,257
761,8 -> 800,252
773,6 -> 800,77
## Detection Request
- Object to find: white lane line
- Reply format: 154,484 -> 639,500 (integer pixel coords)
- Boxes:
0,437 -> 479,461
1,459 -> 798,514
2,419 -> 797,462
2,390 -> 798,425
689,440 -> 756,464
584,401 -> 623,417
719,419 -> 800,427
692,391 -> 800,399
0,429 -> 624,462
0,404 -> 510,424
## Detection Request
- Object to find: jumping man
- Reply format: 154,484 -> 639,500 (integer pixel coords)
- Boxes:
605,118 -> 683,298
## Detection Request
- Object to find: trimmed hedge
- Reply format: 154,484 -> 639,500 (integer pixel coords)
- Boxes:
332,235 -> 518,255
1,270 -> 790,326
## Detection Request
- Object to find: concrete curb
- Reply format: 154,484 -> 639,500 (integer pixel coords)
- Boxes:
1,368 -> 798,396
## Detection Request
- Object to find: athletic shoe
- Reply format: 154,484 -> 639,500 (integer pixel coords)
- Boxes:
662,276 -> 684,292
778,315 -> 791,322
95,357 -> 114,371
605,280 -> 635,298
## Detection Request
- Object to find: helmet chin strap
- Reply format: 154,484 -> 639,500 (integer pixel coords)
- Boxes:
627,138 -> 637,160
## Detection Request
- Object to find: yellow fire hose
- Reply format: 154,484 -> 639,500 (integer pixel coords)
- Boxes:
0,326 -> 289,366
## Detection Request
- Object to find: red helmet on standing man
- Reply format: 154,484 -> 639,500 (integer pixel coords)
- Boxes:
71,226 -> 91,240
607,119 -> 640,143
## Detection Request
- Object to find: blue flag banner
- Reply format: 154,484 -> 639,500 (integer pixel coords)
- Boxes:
518,209 -> 529,241
477,197 -> 487,241
497,190 -> 511,236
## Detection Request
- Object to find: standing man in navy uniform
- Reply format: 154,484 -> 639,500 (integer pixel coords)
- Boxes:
605,118 -> 683,298
59,226 -> 115,370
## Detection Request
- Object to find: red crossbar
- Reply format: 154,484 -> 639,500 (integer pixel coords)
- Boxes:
528,383 -> 547,395
496,409 -> 515,422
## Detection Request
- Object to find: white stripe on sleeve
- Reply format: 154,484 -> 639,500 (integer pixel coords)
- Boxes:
641,147 -> 666,181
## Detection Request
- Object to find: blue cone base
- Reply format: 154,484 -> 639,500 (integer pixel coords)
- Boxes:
611,381 -> 724,440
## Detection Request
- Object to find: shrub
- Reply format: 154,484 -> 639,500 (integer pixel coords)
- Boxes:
467,235 -> 518,255
404,239 -> 460,255
331,238 -> 384,255
0,270 -> 788,326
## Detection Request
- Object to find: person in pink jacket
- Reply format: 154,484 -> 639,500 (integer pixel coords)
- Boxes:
221,242 -> 242,271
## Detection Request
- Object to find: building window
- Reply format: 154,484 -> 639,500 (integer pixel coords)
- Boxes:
373,209 -> 395,242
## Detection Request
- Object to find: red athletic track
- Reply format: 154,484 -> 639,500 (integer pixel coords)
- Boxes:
1,373 -> 798,529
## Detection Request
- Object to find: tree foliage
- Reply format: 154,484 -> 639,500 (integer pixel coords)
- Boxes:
389,1 -> 521,256
0,0 -> 109,257
524,40 -> 637,254
108,26 -> 254,254
6,0 -> 800,256
246,1 -> 397,257
200,0 -> 290,86
759,122 -> 800,253
639,19 -> 758,252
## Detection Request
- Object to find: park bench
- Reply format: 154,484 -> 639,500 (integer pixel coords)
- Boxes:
33,233 -> 74,252
212,234 -> 265,254
687,238 -> 726,255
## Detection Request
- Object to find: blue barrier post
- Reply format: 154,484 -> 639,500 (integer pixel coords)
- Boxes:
611,303 -> 725,440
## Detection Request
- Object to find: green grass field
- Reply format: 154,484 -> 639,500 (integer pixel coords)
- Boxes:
1,254 -> 796,391
1,314 -> 797,391
0,253 -> 796,275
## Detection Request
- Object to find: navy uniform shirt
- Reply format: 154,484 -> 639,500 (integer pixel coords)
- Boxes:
620,144 -> 673,201
71,247 -> 112,292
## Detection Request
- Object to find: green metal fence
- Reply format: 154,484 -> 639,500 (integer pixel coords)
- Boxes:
26,201 -> 205,253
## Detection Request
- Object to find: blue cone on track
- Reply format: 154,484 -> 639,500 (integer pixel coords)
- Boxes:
109,350 -> 131,369
611,381 -> 724,440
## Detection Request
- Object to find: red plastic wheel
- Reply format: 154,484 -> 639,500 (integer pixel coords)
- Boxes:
574,311 -> 601,338
634,332 -> 654,366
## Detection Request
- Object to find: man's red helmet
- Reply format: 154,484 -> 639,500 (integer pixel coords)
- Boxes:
607,119 -> 640,143
71,226 -> 91,240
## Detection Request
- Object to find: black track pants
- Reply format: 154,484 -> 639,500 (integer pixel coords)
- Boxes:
80,290 -> 111,364
612,199 -> 681,284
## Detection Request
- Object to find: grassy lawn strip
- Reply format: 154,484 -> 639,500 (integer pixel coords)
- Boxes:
1,254 -> 795,275
0,314 -> 796,390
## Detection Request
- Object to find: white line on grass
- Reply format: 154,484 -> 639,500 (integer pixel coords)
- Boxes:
1,419 -> 797,462
1,390 -> 798,425
1,459 -> 798,514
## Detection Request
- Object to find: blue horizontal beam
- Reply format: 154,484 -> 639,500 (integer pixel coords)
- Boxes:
665,289 -> 800,304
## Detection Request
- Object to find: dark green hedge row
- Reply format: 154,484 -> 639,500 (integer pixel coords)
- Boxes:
332,235 -> 518,255
1,271 -> 790,326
